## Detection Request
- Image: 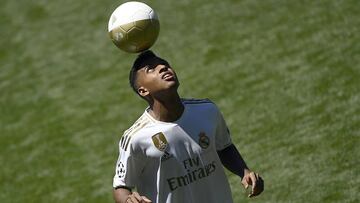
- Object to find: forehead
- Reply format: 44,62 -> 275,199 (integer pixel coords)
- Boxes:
138,57 -> 169,70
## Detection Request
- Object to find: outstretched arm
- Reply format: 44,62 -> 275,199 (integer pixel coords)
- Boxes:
217,144 -> 264,197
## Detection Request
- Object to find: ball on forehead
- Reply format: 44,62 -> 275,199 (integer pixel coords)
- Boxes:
108,1 -> 160,53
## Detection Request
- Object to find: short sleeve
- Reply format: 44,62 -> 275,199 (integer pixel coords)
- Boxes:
215,107 -> 232,151
113,134 -> 146,188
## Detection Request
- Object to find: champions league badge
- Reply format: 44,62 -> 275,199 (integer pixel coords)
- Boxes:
199,132 -> 210,149
117,161 -> 125,178
152,132 -> 168,152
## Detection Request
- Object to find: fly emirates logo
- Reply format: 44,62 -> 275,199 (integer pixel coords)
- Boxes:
167,156 -> 216,191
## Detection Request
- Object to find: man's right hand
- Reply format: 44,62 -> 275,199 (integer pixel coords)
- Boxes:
125,191 -> 152,203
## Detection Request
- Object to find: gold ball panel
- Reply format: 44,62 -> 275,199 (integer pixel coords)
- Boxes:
109,19 -> 160,53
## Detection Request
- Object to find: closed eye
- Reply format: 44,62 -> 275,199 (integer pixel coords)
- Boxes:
145,65 -> 155,73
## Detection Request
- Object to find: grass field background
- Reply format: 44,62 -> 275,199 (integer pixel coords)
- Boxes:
0,0 -> 359,202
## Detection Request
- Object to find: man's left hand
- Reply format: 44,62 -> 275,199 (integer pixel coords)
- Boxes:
241,171 -> 264,198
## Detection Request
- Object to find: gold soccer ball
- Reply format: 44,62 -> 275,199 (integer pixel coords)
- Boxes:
108,1 -> 160,53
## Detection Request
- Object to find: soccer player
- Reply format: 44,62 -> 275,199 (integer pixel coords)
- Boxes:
113,50 -> 264,203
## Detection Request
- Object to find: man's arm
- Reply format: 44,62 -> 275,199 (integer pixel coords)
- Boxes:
113,187 -> 131,203
217,144 -> 250,178
113,187 -> 152,203
217,144 -> 264,197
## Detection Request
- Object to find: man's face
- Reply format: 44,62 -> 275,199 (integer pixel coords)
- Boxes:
135,57 -> 179,98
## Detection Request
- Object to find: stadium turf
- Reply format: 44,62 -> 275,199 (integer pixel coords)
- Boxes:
0,0 -> 359,202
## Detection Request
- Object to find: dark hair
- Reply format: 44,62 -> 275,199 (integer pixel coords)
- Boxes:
129,50 -> 163,94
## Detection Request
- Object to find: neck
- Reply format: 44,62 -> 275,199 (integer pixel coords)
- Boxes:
148,92 -> 184,122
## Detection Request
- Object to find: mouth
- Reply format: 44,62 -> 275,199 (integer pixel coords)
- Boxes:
162,72 -> 175,81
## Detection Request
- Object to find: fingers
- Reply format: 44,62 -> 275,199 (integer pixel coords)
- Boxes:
242,172 -> 264,198
249,172 -> 257,194
126,192 -> 152,203
127,194 -> 138,203
133,191 -> 142,200
249,173 -> 264,198
141,196 -> 152,203
241,176 -> 249,189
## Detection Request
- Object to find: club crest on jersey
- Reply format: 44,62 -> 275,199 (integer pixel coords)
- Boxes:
199,132 -> 210,149
152,132 -> 168,152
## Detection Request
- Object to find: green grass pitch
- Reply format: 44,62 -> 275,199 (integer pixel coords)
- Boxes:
0,0 -> 359,202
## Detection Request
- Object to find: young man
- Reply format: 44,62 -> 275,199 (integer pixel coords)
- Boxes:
113,50 -> 264,203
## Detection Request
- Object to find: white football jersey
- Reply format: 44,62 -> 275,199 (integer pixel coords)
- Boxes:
113,99 -> 234,203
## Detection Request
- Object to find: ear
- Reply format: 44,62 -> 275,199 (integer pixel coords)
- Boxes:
137,86 -> 149,97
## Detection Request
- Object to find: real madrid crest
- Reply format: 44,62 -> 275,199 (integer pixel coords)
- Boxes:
152,132 -> 168,152
198,132 -> 210,149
